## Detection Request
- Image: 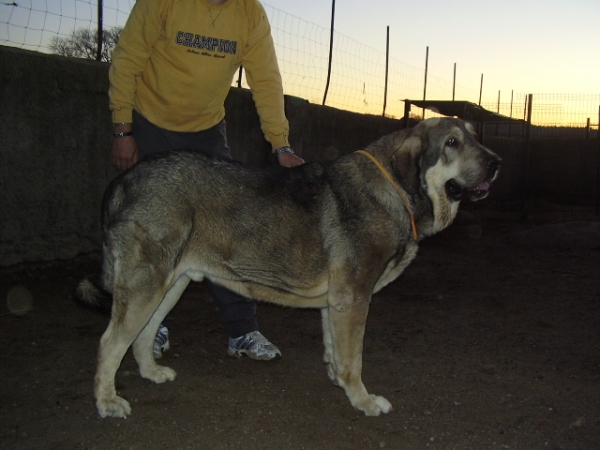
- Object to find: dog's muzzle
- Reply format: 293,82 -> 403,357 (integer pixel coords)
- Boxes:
446,156 -> 501,201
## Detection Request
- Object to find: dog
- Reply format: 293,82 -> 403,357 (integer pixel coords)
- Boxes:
78,117 -> 500,418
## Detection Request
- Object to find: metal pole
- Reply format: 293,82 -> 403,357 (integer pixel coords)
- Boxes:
382,26 -> 389,117
96,0 -> 103,61
422,46 -> 428,119
322,0 -> 336,106
452,63 -> 456,101
478,73 -> 483,106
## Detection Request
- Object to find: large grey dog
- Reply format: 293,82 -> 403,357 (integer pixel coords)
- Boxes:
79,117 -> 500,418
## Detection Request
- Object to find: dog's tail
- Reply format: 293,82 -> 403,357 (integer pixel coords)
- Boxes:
75,274 -> 113,312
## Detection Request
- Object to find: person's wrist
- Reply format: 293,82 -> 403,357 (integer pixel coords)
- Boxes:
113,131 -> 133,137
112,122 -> 133,137
274,146 -> 294,155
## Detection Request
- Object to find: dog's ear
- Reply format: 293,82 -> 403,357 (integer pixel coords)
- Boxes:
418,127 -> 442,171
392,134 -> 424,195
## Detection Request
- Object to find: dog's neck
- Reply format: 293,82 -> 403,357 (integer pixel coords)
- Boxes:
355,150 -> 419,241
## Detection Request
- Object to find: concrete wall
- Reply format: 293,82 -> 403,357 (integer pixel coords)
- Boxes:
0,46 -> 403,266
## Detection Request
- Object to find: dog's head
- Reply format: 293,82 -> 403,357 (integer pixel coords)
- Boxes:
392,117 -> 501,232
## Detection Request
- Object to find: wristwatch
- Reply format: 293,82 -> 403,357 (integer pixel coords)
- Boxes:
113,131 -> 133,138
274,146 -> 294,155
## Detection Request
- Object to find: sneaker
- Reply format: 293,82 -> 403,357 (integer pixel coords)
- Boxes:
227,331 -> 282,361
153,324 -> 170,359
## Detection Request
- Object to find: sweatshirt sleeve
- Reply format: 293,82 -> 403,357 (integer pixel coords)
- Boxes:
108,0 -> 169,123
241,3 -> 290,150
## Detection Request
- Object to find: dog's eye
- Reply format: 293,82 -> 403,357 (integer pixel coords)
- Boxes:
446,138 -> 458,147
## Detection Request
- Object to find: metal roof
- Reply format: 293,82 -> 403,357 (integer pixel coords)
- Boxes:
406,100 -> 525,124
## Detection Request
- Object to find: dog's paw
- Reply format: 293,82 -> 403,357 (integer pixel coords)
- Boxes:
97,396 -> 132,419
357,395 -> 393,416
142,365 -> 177,384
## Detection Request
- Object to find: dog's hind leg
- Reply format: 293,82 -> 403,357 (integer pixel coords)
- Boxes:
94,266 -> 176,418
132,275 -> 190,383
94,317 -> 135,418
326,283 -> 392,416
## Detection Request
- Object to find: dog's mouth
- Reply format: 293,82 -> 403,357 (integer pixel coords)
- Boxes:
445,179 -> 494,201
445,157 -> 501,202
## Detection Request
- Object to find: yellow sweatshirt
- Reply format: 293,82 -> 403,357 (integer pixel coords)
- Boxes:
109,0 -> 290,149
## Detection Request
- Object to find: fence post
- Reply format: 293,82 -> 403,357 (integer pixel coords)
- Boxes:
509,90 -> 514,137
422,46 -> 428,119
596,106 -> 600,214
495,90 -> 500,135
520,94 -> 533,221
96,0 -> 103,61
382,26 -> 389,117
586,117 -> 591,140
403,100 -> 411,128
452,63 -> 456,101
322,0 -> 336,106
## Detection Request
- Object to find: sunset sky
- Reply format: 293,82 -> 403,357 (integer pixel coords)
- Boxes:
1,0 -> 598,121
265,0 -> 599,96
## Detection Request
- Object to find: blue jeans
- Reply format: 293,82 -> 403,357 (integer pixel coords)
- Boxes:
133,110 -> 258,338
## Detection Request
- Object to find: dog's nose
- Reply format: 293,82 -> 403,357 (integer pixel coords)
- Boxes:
486,157 -> 500,172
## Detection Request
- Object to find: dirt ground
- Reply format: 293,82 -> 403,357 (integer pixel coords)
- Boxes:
1,216 -> 599,450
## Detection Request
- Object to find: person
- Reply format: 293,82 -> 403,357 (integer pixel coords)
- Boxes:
108,0 -> 304,361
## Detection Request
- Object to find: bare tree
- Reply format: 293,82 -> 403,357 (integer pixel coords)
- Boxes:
49,27 -> 122,63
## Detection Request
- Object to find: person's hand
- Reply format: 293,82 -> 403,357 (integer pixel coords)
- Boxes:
277,150 -> 305,167
110,135 -> 139,171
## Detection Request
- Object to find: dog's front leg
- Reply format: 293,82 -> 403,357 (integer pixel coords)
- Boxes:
325,287 -> 392,416
321,308 -> 338,385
